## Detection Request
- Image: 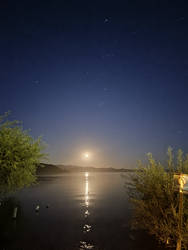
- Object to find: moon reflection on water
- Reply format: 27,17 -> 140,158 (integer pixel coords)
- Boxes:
79,172 -> 94,249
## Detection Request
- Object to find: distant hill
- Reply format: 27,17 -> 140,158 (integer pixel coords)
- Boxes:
37,163 -> 65,175
57,164 -> 133,172
37,163 -> 135,175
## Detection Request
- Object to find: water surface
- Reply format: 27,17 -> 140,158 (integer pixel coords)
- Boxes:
1,173 -> 164,250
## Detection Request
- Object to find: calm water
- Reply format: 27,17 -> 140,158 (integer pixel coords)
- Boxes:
1,173 -> 164,250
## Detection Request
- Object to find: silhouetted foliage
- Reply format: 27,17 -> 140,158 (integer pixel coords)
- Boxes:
126,147 -> 188,249
0,112 -> 46,195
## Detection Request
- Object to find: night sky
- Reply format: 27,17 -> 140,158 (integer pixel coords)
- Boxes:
1,1 -> 188,168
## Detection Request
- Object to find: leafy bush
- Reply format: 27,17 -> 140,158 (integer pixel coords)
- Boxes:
0,112 -> 46,195
126,148 -> 188,249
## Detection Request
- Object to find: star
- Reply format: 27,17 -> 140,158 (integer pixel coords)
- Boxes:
131,31 -> 137,35
32,80 -> 40,84
176,17 -> 185,22
101,53 -> 115,59
177,130 -> 183,134
98,101 -> 105,107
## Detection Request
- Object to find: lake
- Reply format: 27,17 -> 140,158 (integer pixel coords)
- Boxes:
0,173 -> 165,250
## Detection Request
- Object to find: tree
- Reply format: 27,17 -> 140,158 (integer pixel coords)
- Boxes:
0,112 -> 46,195
126,148 -> 188,249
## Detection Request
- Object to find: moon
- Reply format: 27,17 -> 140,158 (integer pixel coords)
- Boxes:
82,152 -> 90,160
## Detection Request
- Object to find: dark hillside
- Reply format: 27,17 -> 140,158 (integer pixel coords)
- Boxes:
37,163 -> 64,175
37,163 -> 135,174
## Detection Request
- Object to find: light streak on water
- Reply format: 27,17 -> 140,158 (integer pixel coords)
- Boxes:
85,172 -> 89,207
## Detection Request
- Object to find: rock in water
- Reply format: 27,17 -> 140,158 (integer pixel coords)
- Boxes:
12,207 -> 18,219
35,205 -> 40,212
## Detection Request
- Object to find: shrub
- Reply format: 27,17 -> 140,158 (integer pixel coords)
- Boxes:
126,148 -> 188,249
0,112 -> 46,195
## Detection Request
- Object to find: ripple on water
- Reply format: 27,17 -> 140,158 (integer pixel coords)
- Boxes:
83,224 -> 92,233
79,241 -> 94,249
84,209 -> 90,218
